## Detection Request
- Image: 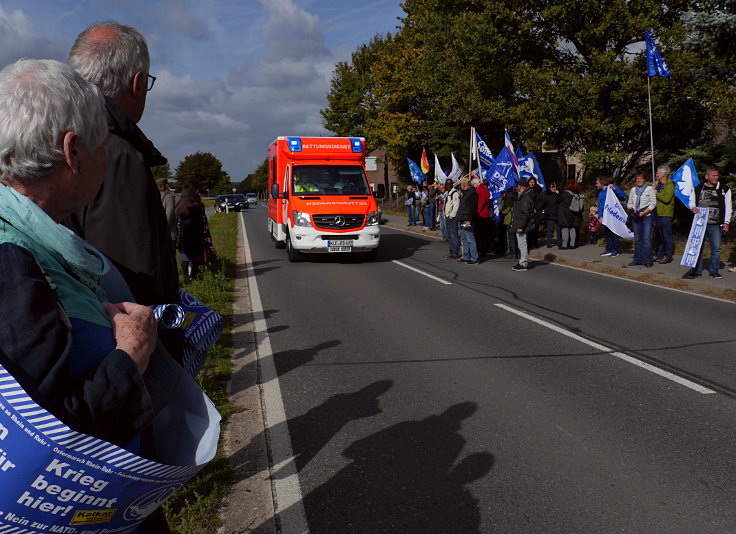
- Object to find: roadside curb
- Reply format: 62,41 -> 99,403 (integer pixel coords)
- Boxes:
219,217 -> 277,534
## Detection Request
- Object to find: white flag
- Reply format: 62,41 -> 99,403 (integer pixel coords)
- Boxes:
448,153 -> 462,184
601,187 -> 634,239
434,154 -> 446,184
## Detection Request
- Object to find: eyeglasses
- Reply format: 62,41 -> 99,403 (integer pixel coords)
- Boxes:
146,74 -> 156,91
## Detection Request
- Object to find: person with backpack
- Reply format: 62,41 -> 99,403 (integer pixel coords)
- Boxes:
557,181 -> 584,249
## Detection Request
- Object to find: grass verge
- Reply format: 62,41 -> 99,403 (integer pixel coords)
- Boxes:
164,212 -> 238,534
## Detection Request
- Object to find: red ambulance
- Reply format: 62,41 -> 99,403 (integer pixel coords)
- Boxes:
268,137 -> 384,262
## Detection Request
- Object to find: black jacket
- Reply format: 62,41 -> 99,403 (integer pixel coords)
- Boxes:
557,190 -> 581,227
455,187 -> 478,222
511,189 -> 535,233
542,190 -> 559,221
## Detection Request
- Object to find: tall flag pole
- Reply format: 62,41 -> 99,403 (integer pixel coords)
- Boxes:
644,30 -> 671,184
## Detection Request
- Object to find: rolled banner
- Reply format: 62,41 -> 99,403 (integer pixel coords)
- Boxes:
150,303 -> 185,329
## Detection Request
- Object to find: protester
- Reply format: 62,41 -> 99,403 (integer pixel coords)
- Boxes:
501,189 -> 517,259
653,164 -> 676,263
176,181 -> 209,281
541,182 -> 560,248
511,179 -> 535,271
63,21 -> 181,365
426,182 -> 438,230
557,181 -> 583,249
626,171 -> 657,267
527,176 -> 544,248
405,185 -> 418,226
420,181 -> 429,228
443,178 -> 461,260
588,206 -> 600,245
455,177 -> 479,264
438,182 -> 449,240
684,166 -> 732,279
158,178 -> 177,248
472,175 -> 492,255
596,176 -> 627,257
0,59 -> 158,450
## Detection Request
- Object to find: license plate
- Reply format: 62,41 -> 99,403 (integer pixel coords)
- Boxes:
328,246 -> 352,252
328,240 -> 353,247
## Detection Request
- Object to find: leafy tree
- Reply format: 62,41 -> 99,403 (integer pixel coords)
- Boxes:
175,152 -> 231,195
236,158 -> 268,195
151,163 -> 173,185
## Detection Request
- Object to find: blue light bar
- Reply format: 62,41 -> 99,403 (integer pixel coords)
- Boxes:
350,138 -> 363,153
287,137 -> 302,152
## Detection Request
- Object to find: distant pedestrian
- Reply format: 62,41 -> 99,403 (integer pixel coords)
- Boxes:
443,179 -> 461,260
557,181 -> 583,249
455,177 -> 479,264
684,167 -> 731,279
596,176 -> 626,257
511,179 -> 535,271
587,206 -> 600,245
541,182 -> 560,248
406,185 -> 418,226
653,164 -> 676,264
626,171 -> 656,267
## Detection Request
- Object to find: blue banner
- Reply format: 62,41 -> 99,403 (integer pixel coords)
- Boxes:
518,152 -> 546,191
407,158 -> 425,184
488,147 -> 517,201
644,30 -> 671,78
681,207 -> 709,268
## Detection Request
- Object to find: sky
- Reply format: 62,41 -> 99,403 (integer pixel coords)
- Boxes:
0,0 -> 405,181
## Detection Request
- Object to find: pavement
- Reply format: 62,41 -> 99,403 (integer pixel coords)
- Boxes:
217,208 -> 734,533
379,212 -> 736,301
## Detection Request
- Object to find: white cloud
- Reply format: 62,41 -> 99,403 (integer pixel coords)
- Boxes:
0,6 -> 61,65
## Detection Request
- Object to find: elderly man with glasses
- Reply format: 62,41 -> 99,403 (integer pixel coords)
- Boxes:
63,21 -> 181,368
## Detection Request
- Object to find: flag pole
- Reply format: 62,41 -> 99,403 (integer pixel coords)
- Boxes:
469,127 -> 474,179
647,75 -> 656,185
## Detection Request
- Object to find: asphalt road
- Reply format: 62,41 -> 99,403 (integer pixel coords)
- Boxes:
241,206 -> 736,534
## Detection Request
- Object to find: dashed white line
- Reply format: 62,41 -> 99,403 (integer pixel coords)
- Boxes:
392,260 -> 453,285
494,302 -> 716,395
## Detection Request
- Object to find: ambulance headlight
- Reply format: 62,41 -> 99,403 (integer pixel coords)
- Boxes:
366,210 -> 381,226
292,211 -> 312,227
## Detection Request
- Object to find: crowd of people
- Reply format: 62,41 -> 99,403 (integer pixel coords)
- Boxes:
406,164 -> 733,278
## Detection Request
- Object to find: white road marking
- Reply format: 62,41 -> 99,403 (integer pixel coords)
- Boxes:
392,260 -> 453,285
240,214 -> 310,533
494,302 -> 716,395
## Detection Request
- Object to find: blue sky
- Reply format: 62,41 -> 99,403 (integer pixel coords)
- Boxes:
0,0 -> 404,181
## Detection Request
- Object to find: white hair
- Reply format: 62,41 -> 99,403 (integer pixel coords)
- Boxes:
0,59 -> 107,184
657,164 -> 670,175
68,20 -> 150,98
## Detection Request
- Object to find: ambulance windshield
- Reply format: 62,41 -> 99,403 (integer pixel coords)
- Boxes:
292,165 -> 370,195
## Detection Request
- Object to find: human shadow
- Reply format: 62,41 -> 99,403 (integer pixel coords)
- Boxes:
297,401 -> 494,533
273,340 -> 341,377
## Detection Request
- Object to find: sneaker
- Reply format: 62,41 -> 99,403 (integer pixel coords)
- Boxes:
729,266 -> 736,273
659,257 -> 673,264
710,272 -> 723,279
466,260 -> 478,265
456,258 -> 468,263
653,257 -> 662,263
512,263 -> 528,272
628,261 -> 640,266
684,270 -> 700,279
600,251 -> 612,257
610,252 -> 620,257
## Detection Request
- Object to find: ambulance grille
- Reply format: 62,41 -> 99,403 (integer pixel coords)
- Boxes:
312,214 -> 365,230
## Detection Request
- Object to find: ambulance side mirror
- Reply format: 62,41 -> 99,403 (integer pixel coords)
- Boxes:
271,183 -> 288,199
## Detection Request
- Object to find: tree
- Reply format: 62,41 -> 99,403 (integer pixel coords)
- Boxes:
151,163 -> 173,185
175,152 -> 231,195
236,158 -> 268,195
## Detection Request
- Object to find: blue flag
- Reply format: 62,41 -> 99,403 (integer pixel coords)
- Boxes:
515,145 -> 524,164
670,158 -> 699,208
644,30 -> 670,78
518,152 -> 546,191
407,157 -> 425,184
488,146 -> 517,201
475,132 -> 495,170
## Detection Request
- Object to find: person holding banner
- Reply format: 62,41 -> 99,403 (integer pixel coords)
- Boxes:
626,172 -> 657,267
684,167 -> 731,279
0,59 -> 159,447
596,176 -> 627,257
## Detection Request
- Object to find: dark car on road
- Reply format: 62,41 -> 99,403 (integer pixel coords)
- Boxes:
215,194 -> 247,212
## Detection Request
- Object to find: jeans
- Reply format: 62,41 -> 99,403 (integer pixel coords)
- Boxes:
632,215 -> 653,265
440,212 -> 448,241
654,216 -> 674,259
516,232 -> 528,266
447,219 -> 460,256
604,227 -> 620,253
560,227 -> 576,248
459,222 -> 478,261
545,220 -> 557,246
407,204 -> 417,225
696,224 -> 723,275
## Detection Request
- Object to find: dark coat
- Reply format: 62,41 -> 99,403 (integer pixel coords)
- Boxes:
557,190 -> 582,228
541,190 -> 559,221
455,187 -> 478,222
511,189 -> 535,233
